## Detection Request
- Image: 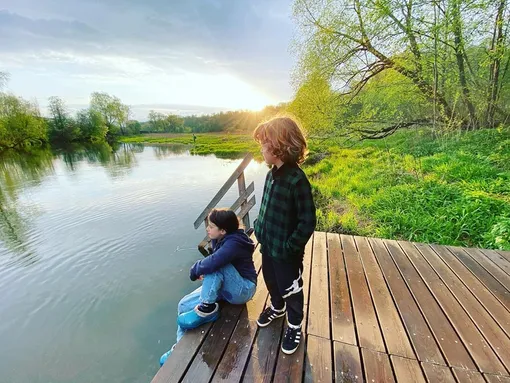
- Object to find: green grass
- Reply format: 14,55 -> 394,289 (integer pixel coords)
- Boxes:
123,129 -> 510,250
308,127 -> 510,250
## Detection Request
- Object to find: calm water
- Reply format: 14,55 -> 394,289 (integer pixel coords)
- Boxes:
0,143 -> 268,383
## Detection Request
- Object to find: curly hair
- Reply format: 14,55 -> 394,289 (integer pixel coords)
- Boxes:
253,116 -> 308,165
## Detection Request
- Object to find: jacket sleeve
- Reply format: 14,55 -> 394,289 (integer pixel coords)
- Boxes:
286,177 -> 316,254
189,239 -> 238,278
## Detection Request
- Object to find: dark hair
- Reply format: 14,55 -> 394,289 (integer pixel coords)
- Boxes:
208,208 -> 240,234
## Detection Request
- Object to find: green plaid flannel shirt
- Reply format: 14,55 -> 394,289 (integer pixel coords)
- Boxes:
254,163 -> 316,261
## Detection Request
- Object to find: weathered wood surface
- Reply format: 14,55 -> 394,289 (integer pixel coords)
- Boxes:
152,234 -> 510,382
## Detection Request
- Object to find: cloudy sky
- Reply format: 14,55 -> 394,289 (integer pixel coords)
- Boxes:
0,0 -> 296,119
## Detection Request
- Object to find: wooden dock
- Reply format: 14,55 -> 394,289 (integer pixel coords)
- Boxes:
152,233 -> 510,383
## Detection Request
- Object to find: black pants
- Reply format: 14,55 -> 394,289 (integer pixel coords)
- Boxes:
262,253 -> 304,326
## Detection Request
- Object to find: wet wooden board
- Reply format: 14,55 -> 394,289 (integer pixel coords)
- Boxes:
452,369 -> 486,383
361,348 -> 395,383
431,245 -> 510,337
448,246 -> 510,310
328,233 -> 356,345
242,316 -> 284,383
408,244 -> 506,373
414,243 -> 510,374
342,235 -> 385,353
211,274 -> 268,382
370,238 -> 446,365
307,232 -> 330,339
390,241 -> 474,369
333,341 -> 363,383
391,356 -> 426,383
181,304 -> 244,383
355,236 -> 414,358
421,363 -> 456,383
151,322 -> 213,383
304,334 -> 333,383
272,336 -> 306,383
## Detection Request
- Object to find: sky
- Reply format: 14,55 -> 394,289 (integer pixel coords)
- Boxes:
0,0 -> 296,119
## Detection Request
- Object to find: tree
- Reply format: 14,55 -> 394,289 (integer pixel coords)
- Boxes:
126,120 -> 142,135
292,0 -> 510,138
0,94 -> 47,149
90,92 -> 130,137
47,96 -> 80,143
76,109 -> 108,142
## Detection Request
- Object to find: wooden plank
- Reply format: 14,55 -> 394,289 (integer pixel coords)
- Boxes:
181,303 -> 244,382
431,245 -> 510,338
194,153 -> 253,229
211,263 -> 268,382
408,243 -> 506,372
480,249 -> 510,277
304,334 -> 333,383
448,246 -> 510,310
342,235 -> 385,353
151,323 -> 213,383
452,369 -> 486,383
421,363 -> 456,383
497,250 -> 510,263
242,315 -> 284,383
334,341 -> 363,383
484,375 -> 510,382
387,240 -> 474,369
413,243 -> 510,374
462,247 -> 510,290
199,195 -> 256,250
272,335 -> 306,383
355,236 -> 414,358
369,238 -> 446,366
328,234 -> 356,345
237,172 -> 251,230
361,348 -> 395,383
391,356 -> 426,383
307,232 -> 330,339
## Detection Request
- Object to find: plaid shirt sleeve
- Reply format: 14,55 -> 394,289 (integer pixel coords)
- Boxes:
286,177 -> 316,253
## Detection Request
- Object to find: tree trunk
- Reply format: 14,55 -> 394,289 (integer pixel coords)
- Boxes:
486,0 -> 507,128
451,0 -> 477,128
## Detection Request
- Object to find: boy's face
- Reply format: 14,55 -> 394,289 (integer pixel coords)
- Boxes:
207,222 -> 226,240
261,142 -> 280,166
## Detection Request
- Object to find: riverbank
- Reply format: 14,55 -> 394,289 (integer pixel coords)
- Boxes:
121,133 -> 260,158
122,128 -> 510,250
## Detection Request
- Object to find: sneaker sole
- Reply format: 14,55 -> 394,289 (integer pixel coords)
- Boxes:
281,343 -> 300,355
256,311 -> 286,328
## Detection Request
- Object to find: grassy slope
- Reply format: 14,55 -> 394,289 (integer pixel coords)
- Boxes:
308,128 -> 510,250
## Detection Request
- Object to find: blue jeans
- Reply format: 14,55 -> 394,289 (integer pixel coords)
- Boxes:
176,263 -> 256,342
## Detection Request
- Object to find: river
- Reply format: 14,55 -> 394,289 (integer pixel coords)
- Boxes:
0,143 -> 268,383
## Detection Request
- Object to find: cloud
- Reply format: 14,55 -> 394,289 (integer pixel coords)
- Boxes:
0,0 -> 296,114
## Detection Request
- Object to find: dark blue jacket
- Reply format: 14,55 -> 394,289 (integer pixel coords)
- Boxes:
189,229 -> 257,284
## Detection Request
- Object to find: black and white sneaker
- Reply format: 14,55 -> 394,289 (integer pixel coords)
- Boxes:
281,323 -> 302,355
256,304 -> 286,327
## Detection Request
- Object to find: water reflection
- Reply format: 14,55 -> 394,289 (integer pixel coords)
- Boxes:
0,143 -> 254,258
0,149 -> 54,260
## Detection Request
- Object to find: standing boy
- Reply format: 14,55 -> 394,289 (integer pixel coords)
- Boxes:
253,116 -> 316,355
